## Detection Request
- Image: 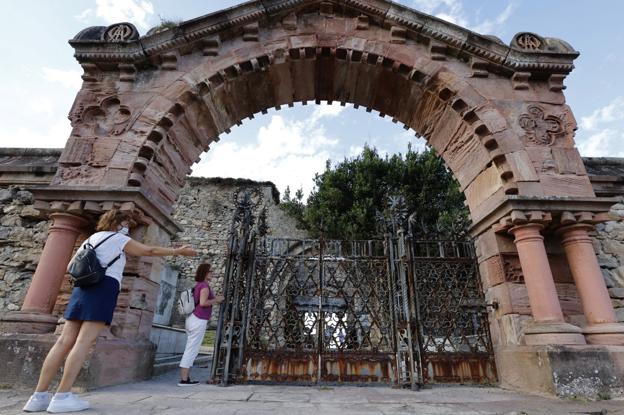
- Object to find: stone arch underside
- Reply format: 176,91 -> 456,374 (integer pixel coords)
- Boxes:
52,0 -> 597,232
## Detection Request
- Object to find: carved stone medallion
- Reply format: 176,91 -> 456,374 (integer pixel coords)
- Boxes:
518,105 -> 564,146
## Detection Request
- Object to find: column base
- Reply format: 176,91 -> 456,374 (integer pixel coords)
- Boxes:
584,323 -> 624,345
495,344 -> 624,399
0,311 -> 59,334
523,321 -> 586,345
0,333 -> 156,390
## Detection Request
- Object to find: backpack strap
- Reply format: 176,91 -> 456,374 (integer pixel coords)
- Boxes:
93,233 -> 124,269
92,232 -> 119,250
105,253 -> 122,268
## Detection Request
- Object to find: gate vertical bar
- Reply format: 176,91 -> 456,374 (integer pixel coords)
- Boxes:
317,232 -> 324,383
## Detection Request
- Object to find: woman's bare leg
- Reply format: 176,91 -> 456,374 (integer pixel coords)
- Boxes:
56,321 -> 106,393
34,320 -> 82,392
180,367 -> 190,381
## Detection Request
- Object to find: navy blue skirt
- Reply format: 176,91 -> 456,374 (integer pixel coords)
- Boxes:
64,276 -> 120,325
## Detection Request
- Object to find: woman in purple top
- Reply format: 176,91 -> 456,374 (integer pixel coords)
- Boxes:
178,263 -> 224,386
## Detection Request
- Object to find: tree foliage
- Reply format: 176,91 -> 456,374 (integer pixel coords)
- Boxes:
280,145 -> 470,240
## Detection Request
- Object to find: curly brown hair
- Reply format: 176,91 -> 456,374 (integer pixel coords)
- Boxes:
195,263 -> 212,282
96,209 -> 132,232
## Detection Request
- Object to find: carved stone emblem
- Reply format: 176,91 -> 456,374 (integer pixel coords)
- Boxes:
103,23 -> 139,42
518,105 -> 564,146
76,97 -> 132,137
513,32 -> 543,51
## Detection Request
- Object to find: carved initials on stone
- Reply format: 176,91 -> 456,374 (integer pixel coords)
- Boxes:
518,105 -> 564,146
514,33 -> 542,51
103,23 -> 138,42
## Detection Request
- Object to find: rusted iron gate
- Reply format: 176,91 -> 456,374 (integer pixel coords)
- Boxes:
388,232 -> 497,384
211,192 -> 496,387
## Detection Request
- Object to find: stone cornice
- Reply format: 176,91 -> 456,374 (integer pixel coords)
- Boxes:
470,195 -> 618,237
29,186 -> 182,235
69,0 -> 579,77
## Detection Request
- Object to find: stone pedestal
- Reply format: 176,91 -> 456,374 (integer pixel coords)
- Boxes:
509,223 -> 585,345
559,224 -> 624,345
0,333 -> 155,390
496,344 -> 624,399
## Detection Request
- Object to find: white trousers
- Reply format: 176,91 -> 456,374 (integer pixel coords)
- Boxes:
179,313 -> 208,369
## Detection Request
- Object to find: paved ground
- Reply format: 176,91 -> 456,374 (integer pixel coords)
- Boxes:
1,367 -> 622,415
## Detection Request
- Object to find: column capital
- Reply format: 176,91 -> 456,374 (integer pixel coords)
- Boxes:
48,212 -> 90,233
494,209 -> 552,234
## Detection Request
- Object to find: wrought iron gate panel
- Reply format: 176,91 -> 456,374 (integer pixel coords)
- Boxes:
409,240 -> 497,384
244,244 -> 322,383
319,240 -> 394,383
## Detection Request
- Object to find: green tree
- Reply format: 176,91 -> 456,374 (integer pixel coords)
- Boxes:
280,145 -> 469,240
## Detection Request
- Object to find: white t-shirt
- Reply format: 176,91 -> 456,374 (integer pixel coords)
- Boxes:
75,231 -> 132,285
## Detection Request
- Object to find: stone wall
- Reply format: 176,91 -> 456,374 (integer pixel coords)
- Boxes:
0,186 -> 48,312
167,177 -> 309,327
595,202 -> 624,323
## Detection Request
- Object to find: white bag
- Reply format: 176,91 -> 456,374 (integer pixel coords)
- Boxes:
177,287 -> 195,316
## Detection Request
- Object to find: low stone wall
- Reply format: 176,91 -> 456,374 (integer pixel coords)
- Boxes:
595,202 -> 624,322
0,186 -> 49,313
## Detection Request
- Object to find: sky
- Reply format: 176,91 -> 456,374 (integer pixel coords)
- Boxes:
1,0 -> 624,197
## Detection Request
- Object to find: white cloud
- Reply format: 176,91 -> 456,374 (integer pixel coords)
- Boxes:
411,0 -> 514,36
1,119 -> 70,149
471,3 -> 515,36
576,96 -> 624,156
309,102 -> 348,123
77,0 -> 155,30
578,128 -> 624,157
75,8 -> 94,22
191,114 -> 339,197
42,68 -> 83,91
581,96 -> 624,131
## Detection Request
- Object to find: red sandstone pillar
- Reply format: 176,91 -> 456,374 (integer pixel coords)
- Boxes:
0,213 -> 88,334
559,224 -> 624,345
509,223 -> 585,345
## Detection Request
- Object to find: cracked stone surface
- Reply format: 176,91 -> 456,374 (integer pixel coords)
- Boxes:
1,368 -> 623,415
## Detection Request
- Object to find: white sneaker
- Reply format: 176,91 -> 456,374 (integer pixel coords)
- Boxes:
46,393 -> 90,413
23,392 -> 51,412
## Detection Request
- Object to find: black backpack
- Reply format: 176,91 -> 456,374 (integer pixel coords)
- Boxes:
68,233 -> 122,287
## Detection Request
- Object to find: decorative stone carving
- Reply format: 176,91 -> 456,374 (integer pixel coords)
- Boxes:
161,53 -> 177,71
282,13 -> 297,30
102,23 -> 139,42
518,105 -> 564,146
512,32 -> 543,51
76,97 -> 131,137
201,36 -> 221,56
502,255 -> 524,283
390,26 -> 406,44
356,14 -> 369,30
242,23 -> 259,42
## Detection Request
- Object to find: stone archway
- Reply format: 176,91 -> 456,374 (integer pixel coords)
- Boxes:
3,0 -> 624,396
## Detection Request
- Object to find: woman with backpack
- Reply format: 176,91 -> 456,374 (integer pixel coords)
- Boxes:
23,209 -> 197,413
178,263 -> 224,386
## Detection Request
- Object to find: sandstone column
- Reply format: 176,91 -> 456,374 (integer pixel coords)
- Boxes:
0,213 -> 88,334
509,222 -> 585,345
559,223 -> 624,345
